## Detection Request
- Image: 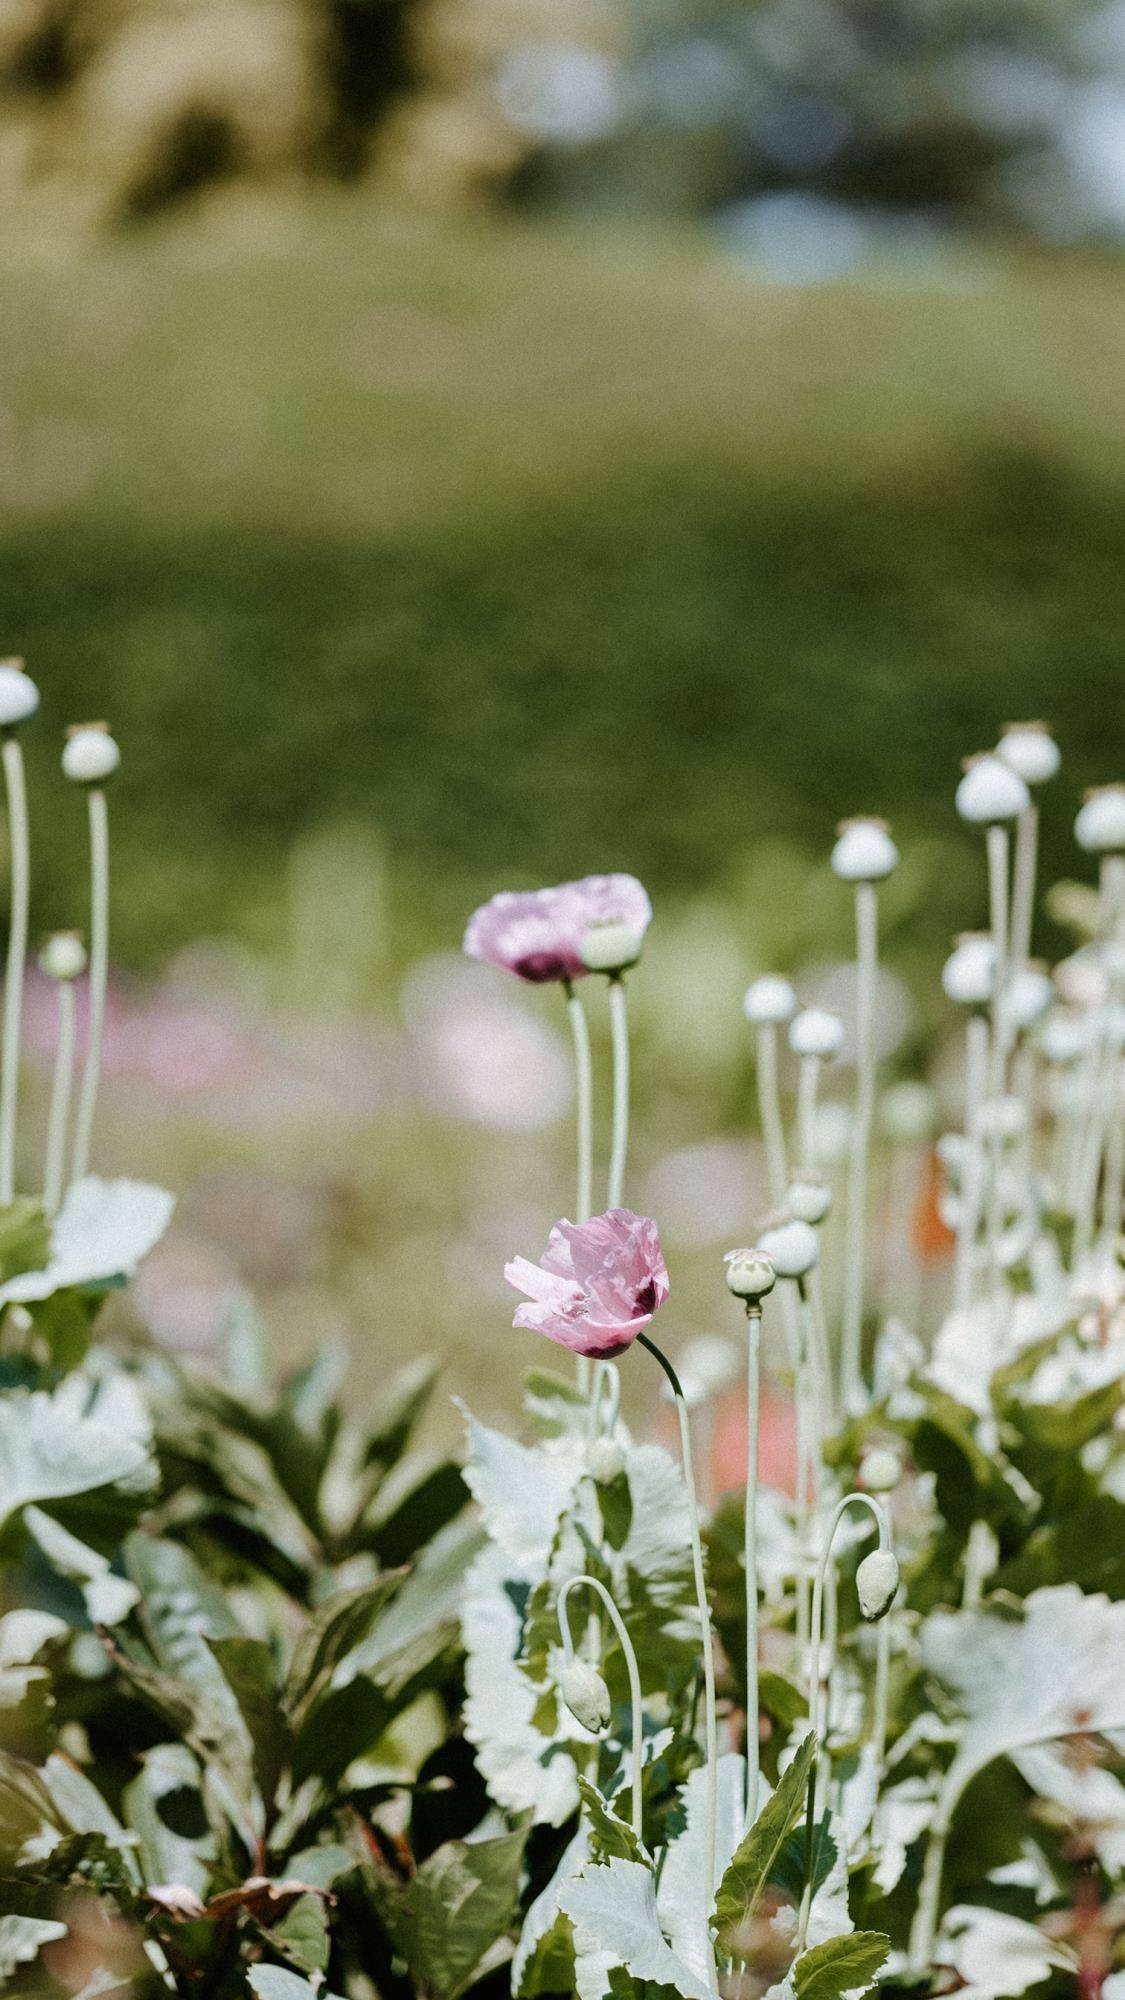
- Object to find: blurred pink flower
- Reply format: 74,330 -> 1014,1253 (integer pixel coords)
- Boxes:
505,1206 -> 668,1357
464,888 -> 586,983
464,873 -> 651,983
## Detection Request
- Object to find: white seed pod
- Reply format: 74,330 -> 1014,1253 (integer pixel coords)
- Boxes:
62,723 -> 120,785
942,933 -> 996,1008
757,1216 -> 819,1280
1039,1010 -> 1088,1066
830,817 -> 898,883
1007,965 -> 1054,1034
724,1247 -> 777,1302
787,1173 -> 832,1225
0,659 -> 40,729
997,722 -> 1060,787
955,754 -> 1030,825
856,1548 -> 900,1620
743,975 -> 796,1026
586,1436 -> 625,1485
879,1080 -> 936,1144
1075,784 -> 1125,855
580,921 -> 644,974
38,932 -> 87,982
1054,947 -> 1106,1011
977,1095 -> 1027,1142
558,1657 -> 612,1735
859,1448 -> 902,1494
788,1008 -> 845,1061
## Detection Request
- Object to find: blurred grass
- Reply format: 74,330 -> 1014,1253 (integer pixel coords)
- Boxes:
0,196 -> 1122,966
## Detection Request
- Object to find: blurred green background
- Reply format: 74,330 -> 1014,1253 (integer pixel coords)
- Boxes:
1,0 -> 1122,1438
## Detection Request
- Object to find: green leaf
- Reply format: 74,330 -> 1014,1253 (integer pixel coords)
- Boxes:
359,1356 -> 439,1470
792,1929 -> 891,2000
248,1971 -> 326,2000
207,1635 -> 287,1811
0,1199 -> 50,1285
268,1891 -> 330,1976
26,1286 -> 102,1371
0,1389 -> 153,1529
283,1573 -> 404,1725
759,1669 -> 807,1730
367,1822 -> 529,2000
712,1733 -> 816,1948
522,1364 -> 587,1438
24,1506 -> 139,1626
1005,1376 -> 1125,1452
578,1775 -> 647,1864
357,1454 -> 467,1568
122,1742 -> 216,1895
0,1747 -> 65,1863
223,1289 -> 269,1394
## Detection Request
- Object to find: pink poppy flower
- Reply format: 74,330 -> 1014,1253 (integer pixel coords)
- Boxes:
463,888 -> 585,984
463,874 -> 652,984
505,1207 -> 669,1357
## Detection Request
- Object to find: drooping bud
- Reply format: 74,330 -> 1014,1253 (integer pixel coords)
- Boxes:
0,659 -> 40,730
558,1657 -> 612,1734
724,1247 -> 776,1302
856,1548 -> 899,1620
63,722 -> 120,785
586,1436 -> 625,1485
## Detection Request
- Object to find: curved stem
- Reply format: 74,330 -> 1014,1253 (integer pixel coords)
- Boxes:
798,1492 -> 889,1950
559,1574 -> 644,1842
43,982 -> 76,1215
565,983 -> 594,1396
841,883 -> 877,1413
636,1330 -> 717,1975
757,1022 -> 787,1206
0,735 -> 30,1204
744,1306 -> 762,1828
607,975 -> 630,1209
71,787 -> 109,1186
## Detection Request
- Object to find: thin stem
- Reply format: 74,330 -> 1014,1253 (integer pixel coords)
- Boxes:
873,1615 -> 891,1787
1010,803 -> 1038,980
953,1015 -> 989,1313
607,975 -> 630,1209
1097,1045 -> 1124,1262
798,1492 -> 889,1950
636,1330 -> 717,1976
43,981 -> 76,1215
71,787 -> 109,1186
841,882 -> 877,1412
744,1306 -> 762,1828
756,1022 -> 787,1205
1100,854 -> 1125,946
559,1575 -> 644,1842
986,823 -> 1010,1097
797,1055 -> 820,1169
909,1790 -> 953,1970
0,735 -> 30,1204
565,983 -> 594,1397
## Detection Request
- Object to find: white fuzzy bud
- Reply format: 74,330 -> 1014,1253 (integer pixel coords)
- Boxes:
788,1008 -> 845,1061
856,1548 -> 899,1620
586,1436 -> 625,1484
38,932 -> 87,982
63,723 -> 120,785
743,975 -> 796,1026
0,660 -> 40,729
580,921 -> 643,974
558,1658 -> 612,1734
1039,1010 -> 1087,1065
1007,966 -> 1053,1033
830,817 -> 898,883
1075,784 -> 1125,855
724,1247 -> 777,1302
942,934 -> 995,1008
860,1448 -> 902,1494
787,1174 -> 832,1225
997,723 -> 1060,787
956,755 -> 1030,825
757,1217 -> 819,1280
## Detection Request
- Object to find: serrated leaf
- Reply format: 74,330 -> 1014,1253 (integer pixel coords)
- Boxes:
559,1854 -> 713,2000
368,1822 -> 529,2000
578,1776 -> 647,1864
0,1389 -> 153,1529
0,1914 -> 67,1977
792,1929 -> 890,2000
712,1733 -> 816,1948
0,1177 -> 173,1304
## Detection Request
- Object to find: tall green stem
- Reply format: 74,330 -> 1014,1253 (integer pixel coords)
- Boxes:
558,1574 -> 644,1841
1010,803 -> 1038,979
953,1014 -> 989,1313
43,981 -> 76,1215
565,983 -> 594,1395
607,975 -> 630,1208
0,734 -> 30,1204
841,883 -> 877,1412
744,1305 -> 762,1827
636,1330 -> 717,1980
71,787 -> 109,1185
756,1022 -> 787,1205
